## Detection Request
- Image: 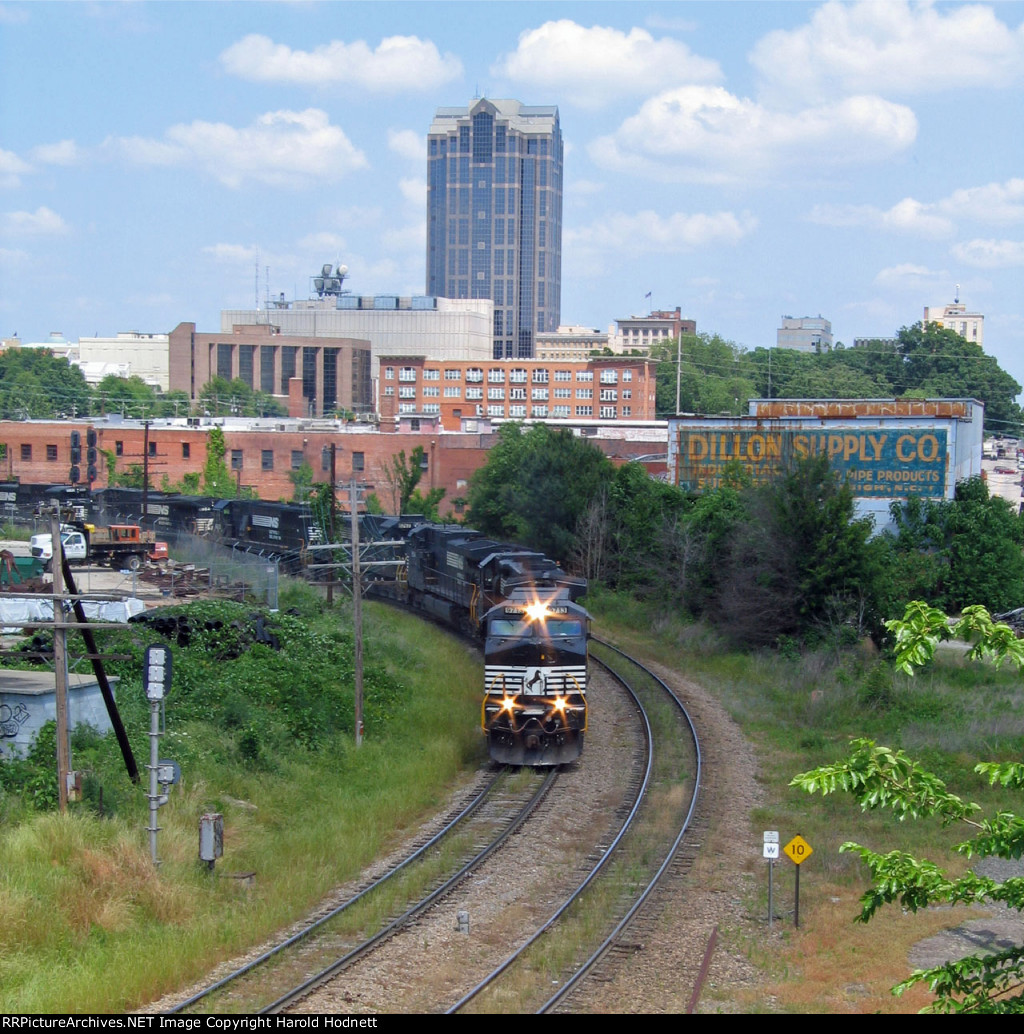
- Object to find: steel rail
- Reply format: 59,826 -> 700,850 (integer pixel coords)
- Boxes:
446,651 -> 653,1013
538,637 -> 702,1012
263,767 -> 558,1014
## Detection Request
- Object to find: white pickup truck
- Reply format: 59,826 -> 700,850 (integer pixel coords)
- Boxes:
30,523 -> 167,571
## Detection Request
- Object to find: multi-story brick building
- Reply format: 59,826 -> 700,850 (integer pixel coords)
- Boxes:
168,323 -> 373,419
378,355 -> 658,431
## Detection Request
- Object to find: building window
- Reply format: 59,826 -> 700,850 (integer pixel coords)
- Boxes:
384,386 -> 394,396
600,389 -> 618,402
444,369 -> 462,381
20,444 -> 31,461
488,387 -> 506,400
466,387 -> 483,400
466,367 -> 483,383
352,451 -> 364,472
532,369 -> 549,383
384,366 -> 394,379
291,450 -> 305,470
554,370 -> 572,382
399,386 -> 416,399
600,370 -> 618,384
575,406 -> 593,417
532,405 -> 548,418
399,403 -> 416,414
532,388 -> 549,401
576,389 -> 593,399
444,386 -> 461,398
148,441 -> 157,456
423,403 -> 441,415
488,369 -> 505,383
115,441 -> 124,456
45,444 -> 57,461
261,450 -> 274,471
600,406 -> 617,419
182,443 -> 191,458
509,404 -> 526,418
399,367 -> 417,382
423,386 -> 440,398
423,368 -> 440,381
231,450 -> 243,470
510,368 -> 527,383
553,405 -> 570,418
623,370 -> 633,382
487,405 -> 505,418
576,371 -> 593,382
554,388 -> 571,399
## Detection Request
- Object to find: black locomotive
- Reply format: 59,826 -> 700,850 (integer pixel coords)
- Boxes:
404,524 -> 590,765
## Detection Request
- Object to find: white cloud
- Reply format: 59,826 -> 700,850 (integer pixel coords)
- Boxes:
398,177 -> 426,206
565,209 -> 757,260
0,148 -> 31,189
810,178 -> 1024,238
492,20 -> 721,109
298,232 -> 348,255
30,140 -> 79,166
873,263 -> 950,292
810,199 -> 954,238
751,0 -> 1024,105
381,221 -> 425,254
590,87 -> 916,182
951,238 -> 1024,269
202,243 -> 262,265
114,109 -> 367,189
938,179 -> 1024,226
388,129 -> 424,163
219,33 -> 462,92
0,206 -> 68,236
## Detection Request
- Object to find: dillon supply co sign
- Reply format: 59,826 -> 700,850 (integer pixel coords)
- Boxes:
675,427 -> 948,498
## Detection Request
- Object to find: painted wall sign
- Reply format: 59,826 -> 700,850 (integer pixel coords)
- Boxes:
675,427 -> 948,497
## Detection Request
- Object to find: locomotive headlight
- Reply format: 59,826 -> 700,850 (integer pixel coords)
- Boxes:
525,601 -> 550,622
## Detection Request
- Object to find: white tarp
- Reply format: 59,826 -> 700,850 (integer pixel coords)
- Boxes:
1,596 -> 145,633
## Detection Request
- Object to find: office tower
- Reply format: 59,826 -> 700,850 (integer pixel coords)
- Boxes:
427,98 -> 562,359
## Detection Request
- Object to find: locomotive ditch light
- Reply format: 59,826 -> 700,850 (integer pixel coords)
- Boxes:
500,694 -> 517,715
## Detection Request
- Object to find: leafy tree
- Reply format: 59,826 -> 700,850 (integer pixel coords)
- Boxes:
0,349 -> 90,419
201,426 -> 234,496
288,460 -> 315,502
794,603 -> 1024,1013
882,477 -> 1024,614
92,374 -> 158,418
407,486 -> 446,523
380,447 -> 425,515
467,423 -> 613,560
715,454 -> 886,646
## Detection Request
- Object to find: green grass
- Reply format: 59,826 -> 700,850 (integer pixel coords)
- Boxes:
0,597 -> 485,1012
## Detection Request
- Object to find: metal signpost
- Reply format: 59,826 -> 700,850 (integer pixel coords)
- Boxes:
143,644 -> 174,865
783,834 -> 814,928
763,831 -> 779,927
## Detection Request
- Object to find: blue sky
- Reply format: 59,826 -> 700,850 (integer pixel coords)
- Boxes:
2,1 -> 1022,389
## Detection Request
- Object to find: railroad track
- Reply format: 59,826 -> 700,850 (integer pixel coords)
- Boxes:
446,637 -> 702,1013
163,767 -> 556,1014
158,634 -> 706,1015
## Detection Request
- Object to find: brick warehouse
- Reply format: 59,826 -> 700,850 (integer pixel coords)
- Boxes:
0,416 -> 669,516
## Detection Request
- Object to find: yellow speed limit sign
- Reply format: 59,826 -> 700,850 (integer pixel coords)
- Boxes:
783,835 -> 813,865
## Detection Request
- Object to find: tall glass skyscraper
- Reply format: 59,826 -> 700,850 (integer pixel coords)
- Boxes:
427,99 -> 563,359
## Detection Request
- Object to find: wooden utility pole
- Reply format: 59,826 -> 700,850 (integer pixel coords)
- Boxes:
350,474 -> 363,747
327,444 -> 337,607
142,420 -> 150,524
50,509 -> 70,811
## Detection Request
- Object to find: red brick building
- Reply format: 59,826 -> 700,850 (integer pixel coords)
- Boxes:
1,415 -> 668,515
379,355 -> 657,431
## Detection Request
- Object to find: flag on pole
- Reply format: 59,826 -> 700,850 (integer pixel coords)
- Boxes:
645,291 -> 651,299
